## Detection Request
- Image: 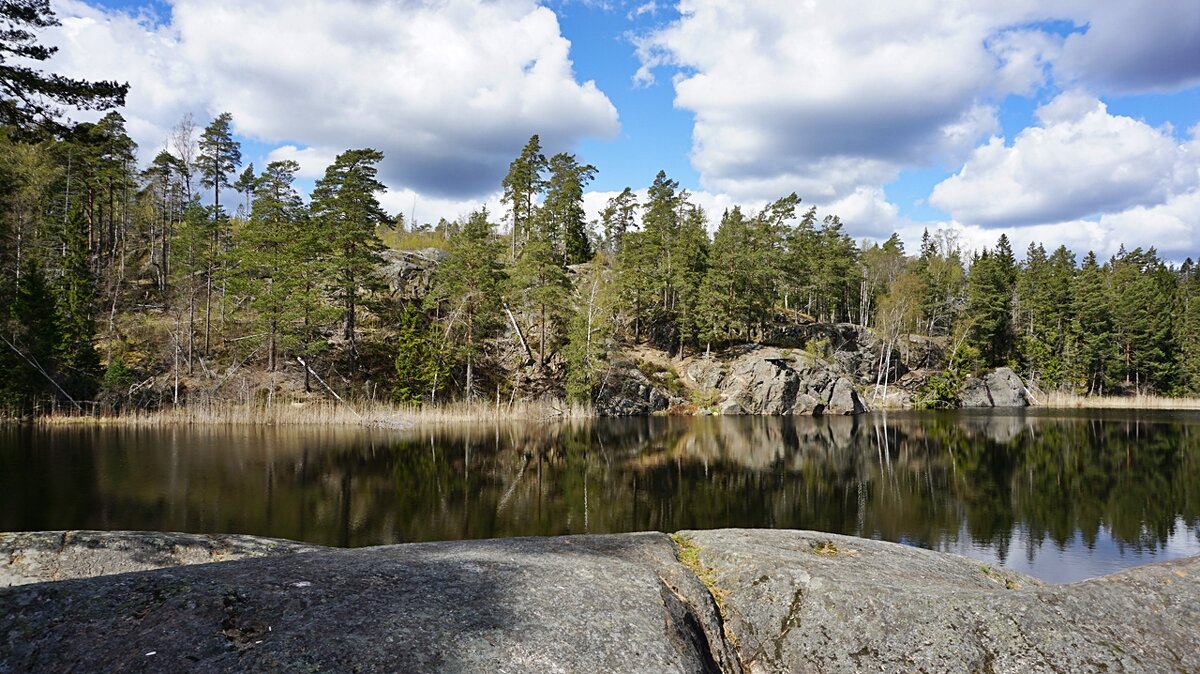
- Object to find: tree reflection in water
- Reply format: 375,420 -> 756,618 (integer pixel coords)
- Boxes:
2,410 -> 1198,581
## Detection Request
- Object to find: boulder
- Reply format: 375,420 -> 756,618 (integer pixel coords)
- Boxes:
685,359 -> 726,389
695,348 -> 869,417
824,376 -> 866,415
728,355 -> 800,415
960,367 -> 1028,408
718,399 -> 743,415
985,367 -> 1027,407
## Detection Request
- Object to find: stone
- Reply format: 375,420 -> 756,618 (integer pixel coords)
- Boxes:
680,528 -> 1200,674
0,533 -> 734,674
959,374 -> 992,407
959,367 -> 1028,408
594,360 -> 671,416
1,531 -> 323,587
2,529 -> 1197,673
379,248 -> 446,300
985,367 -> 1027,407
718,399 -> 743,415
824,376 -> 867,415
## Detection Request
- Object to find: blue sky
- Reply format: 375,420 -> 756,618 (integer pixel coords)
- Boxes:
46,0 -> 1200,259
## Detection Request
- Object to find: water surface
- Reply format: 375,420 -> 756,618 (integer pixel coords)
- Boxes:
3,409 -> 1198,583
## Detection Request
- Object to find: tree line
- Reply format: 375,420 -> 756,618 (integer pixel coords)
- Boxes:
3,1 -> 1199,414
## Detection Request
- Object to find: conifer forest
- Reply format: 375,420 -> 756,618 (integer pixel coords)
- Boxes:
3,1 -> 1199,417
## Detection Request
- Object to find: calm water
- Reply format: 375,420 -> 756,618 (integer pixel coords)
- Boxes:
3,410 -> 1198,583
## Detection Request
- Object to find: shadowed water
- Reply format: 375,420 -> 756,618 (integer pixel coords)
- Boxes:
3,409 -> 1198,582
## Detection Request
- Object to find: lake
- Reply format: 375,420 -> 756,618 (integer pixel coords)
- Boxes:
3,409 -> 1198,583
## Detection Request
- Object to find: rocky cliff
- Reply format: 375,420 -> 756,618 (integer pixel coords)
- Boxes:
2,529 -> 1195,673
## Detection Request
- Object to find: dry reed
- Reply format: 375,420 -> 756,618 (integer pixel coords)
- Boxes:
28,398 -> 595,428
1036,391 -> 1200,410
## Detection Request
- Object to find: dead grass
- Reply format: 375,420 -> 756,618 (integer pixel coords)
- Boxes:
1036,392 -> 1200,410
31,398 -> 594,428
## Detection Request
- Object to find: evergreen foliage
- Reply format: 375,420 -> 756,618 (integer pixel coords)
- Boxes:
5,109 -> 1200,414
426,209 -> 506,398
1,0 -> 127,134
310,148 -> 390,352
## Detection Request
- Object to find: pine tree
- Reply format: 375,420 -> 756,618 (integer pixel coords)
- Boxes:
310,148 -> 390,354
508,211 -> 571,367
231,160 -> 305,371
0,0 -> 127,134
501,134 -> 547,259
543,152 -> 596,265
599,187 -> 638,255
196,112 -> 241,355
198,112 -> 241,217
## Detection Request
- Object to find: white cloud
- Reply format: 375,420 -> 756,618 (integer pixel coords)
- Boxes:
264,146 -> 338,181
47,0 -> 618,199
636,1 -> 1063,201
635,0 -> 1200,262
929,92 -> 1190,228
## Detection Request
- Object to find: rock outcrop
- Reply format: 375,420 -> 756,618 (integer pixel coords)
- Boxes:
626,346 -> 871,417
2,529 -> 1197,673
594,359 -> 675,416
380,247 -> 446,300
959,366 -> 1028,408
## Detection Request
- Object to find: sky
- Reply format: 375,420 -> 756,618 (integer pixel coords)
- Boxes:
39,0 -> 1200,260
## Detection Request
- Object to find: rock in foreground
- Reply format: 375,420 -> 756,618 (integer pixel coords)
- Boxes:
2,529 -> 1197,673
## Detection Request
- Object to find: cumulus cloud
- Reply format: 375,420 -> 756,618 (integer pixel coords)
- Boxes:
1057,0 -> 1200,93
635,0 -> 1200,254
929,92 -> 1191,228
47,0 -> 618,200
635,1 -> 1066,201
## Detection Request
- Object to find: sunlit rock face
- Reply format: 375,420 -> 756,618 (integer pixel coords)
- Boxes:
1,529 -> 1196,673
960,367 -> 1029,408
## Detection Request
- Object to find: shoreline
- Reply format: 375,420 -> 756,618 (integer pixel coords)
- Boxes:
9,393 -> 1200,426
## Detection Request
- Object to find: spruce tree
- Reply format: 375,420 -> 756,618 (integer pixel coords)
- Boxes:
392,302 -> 443,403
54,206 -> 99,400
1177,260 -> 1200,394
426,209 -> 505,398
965,249 -> 1014,367
564,262 -> 616,402
1069,251 -> 1114,394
